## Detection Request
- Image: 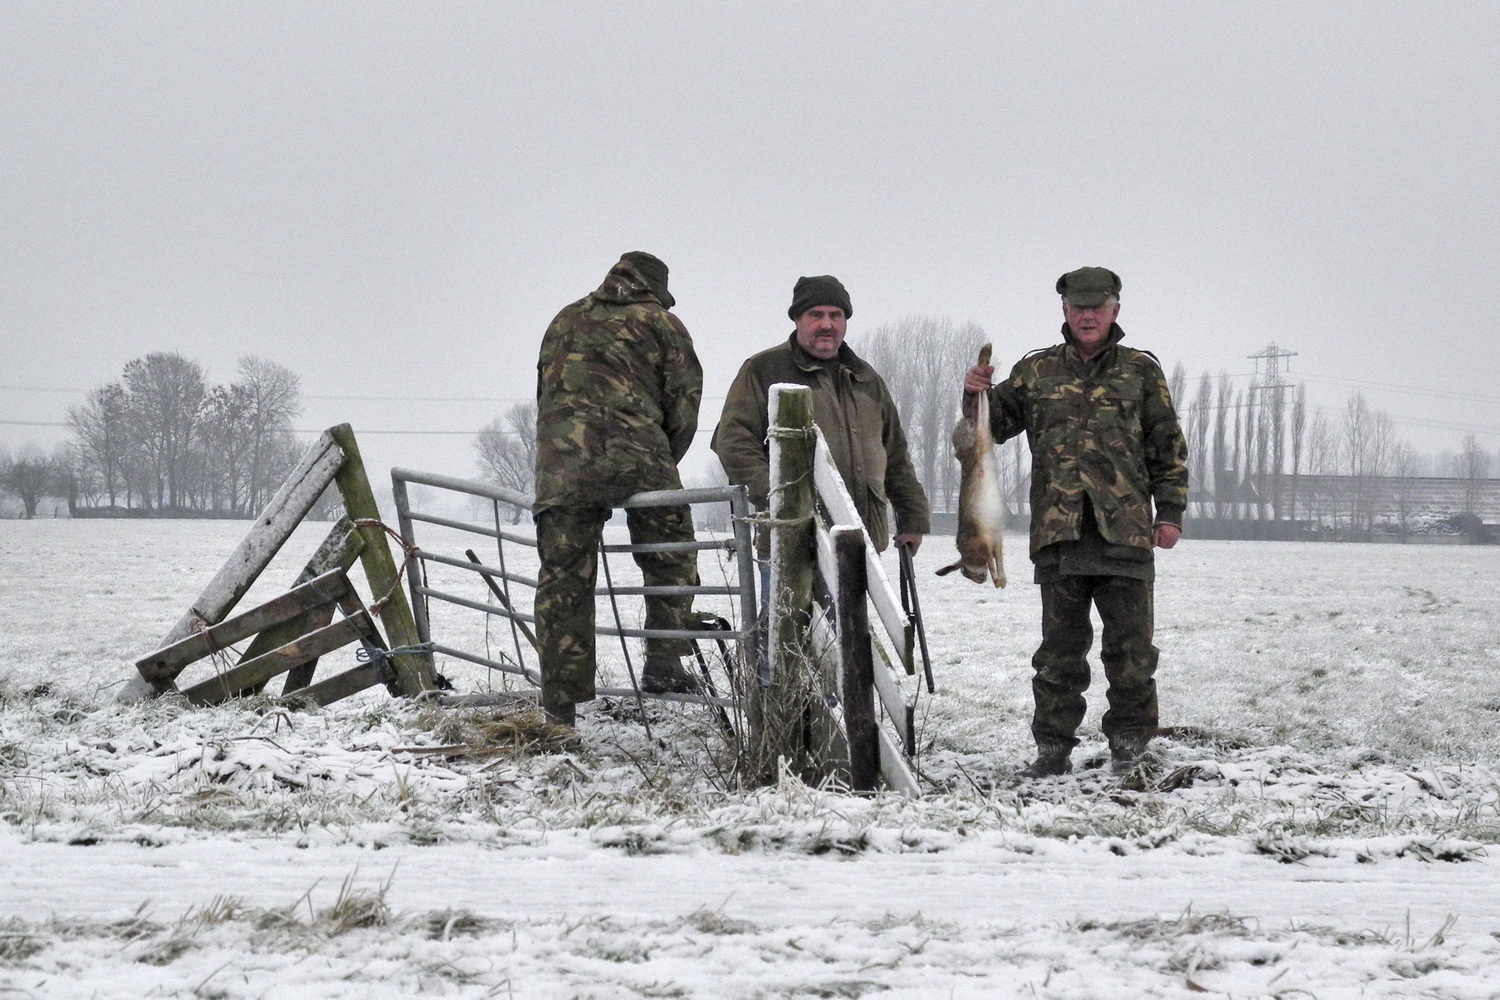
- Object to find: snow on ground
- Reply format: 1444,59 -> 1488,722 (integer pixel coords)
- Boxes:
2,517 -> 1500,998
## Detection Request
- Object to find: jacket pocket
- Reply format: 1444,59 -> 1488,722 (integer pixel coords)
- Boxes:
1102,543 -> 1153,563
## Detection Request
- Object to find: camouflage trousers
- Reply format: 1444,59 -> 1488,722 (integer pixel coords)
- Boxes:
534,504 -> 699,706
1031,575 -> 1159,752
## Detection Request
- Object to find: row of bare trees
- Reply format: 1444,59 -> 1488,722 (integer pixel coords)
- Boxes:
1179,370 -> 1495,530
46,352 -> 306,516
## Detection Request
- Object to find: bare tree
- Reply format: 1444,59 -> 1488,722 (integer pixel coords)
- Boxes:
1307,410 -> 1336,476
122,352 -> 207,509
235,356 -> 303,512
48,442 -> 83,515
1232,390 -> 1248,517
475,401 -> 538,523
1186,374 -> 1213,518
1246,389 -> 1265,518
857,315 -> 987,513
0,444 -> 54,518
1391,439 -> 1418,534
1457,433 -> 1493,514
686,460 -> 732,532
1339,392 -> 1403,534
1288,383 -> 1307,524
199,383 -> 256,512
1168,362 -> 1187,415
66,382 -> 131,507
1212,374 -> 1232,517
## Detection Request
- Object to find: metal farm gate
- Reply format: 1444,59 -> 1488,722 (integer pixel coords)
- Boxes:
388,468 -> 758,709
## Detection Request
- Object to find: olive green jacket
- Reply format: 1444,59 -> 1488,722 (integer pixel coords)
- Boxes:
989,324 -> 1188,560
712,335 -> 931,551
533,259 -> 702,510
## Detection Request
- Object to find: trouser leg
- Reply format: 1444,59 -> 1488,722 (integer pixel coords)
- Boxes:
1094,576 -> 1159,745
625,504 -> 699,661
535,506 -> 606,706
1031,577 -> 1096,751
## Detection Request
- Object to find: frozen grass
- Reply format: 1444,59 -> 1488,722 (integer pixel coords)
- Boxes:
2,521 -> 1499,861
4,519 -> 1500,995
0,874 -> 1490,999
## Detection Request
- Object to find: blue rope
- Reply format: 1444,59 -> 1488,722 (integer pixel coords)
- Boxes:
356,642 -> 436,664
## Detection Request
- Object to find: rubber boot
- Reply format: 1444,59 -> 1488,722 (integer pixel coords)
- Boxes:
543,701 -> 576,728
641,655 -> 699,695
1109,733 -> 1151,773
1019,747 -> 1073,778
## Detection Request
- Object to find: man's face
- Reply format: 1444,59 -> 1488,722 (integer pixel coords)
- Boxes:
1063,299 -> 1120,357
794,306 -> 848,360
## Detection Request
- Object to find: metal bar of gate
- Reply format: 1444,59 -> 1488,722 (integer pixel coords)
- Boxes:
390,476 -> 433,649
391,470 -> 760,687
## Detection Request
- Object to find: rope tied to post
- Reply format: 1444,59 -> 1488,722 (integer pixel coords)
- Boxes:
356,642 -> 436,664
349,517 -> 420,612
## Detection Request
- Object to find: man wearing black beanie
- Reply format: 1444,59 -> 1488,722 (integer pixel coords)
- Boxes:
713,274 -> 930,556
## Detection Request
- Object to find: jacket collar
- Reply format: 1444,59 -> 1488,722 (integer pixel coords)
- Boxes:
1059,321 -> 1125,363
786,333 -> 872,380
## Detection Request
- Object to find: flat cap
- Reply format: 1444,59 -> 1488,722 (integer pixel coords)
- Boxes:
1056,266 -> 1122,308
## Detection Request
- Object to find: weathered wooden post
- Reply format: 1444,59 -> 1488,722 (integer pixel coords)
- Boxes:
328,423 -> 436,698
750,385 -> 822,784
834,526 -> 878,791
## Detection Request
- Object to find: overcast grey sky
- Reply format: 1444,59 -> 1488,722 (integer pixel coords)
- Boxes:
3,2 -> 1497,482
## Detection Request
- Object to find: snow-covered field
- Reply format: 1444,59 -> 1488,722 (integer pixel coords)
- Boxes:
2,517 -> 1500,998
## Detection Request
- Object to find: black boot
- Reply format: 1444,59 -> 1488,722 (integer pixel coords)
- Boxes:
1109,733 -> 1151,773
1019,747 -> 1073,778
641,656 -> 699,695
543,701 -> 576,728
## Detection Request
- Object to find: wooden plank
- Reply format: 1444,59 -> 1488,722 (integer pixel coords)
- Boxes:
134,570 -> 351,684
180,613 -> 375,706
332,424 -> 435,697
869,634 -> 914,754
275,520 -> 366,694
835,527 -> 879,792
118,431 -> 346,702
811,430 -> 913,670
878,727 -> 922,798
296,661 -> 384,707
277,603 -> 337,695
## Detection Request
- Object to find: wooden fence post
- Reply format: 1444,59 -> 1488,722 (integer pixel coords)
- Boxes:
751,384 -> 823,784
834,526 -> 878,791
329,424 -> 436,698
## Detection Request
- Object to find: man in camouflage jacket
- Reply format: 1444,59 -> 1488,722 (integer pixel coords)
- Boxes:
533,251 -> 703,725
964,267 -> 1188,777
712,274 -> 931,555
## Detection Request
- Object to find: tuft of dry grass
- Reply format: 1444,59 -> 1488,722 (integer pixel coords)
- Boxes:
410,704 -> 579,757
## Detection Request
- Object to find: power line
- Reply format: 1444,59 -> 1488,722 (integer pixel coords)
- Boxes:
0,384 -> 730,405
1296,373 -> 1500,405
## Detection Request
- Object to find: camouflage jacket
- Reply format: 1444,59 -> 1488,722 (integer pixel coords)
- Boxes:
534,259 -> 702,510
989,323 -> 1188,560
712,335 -> 931,551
